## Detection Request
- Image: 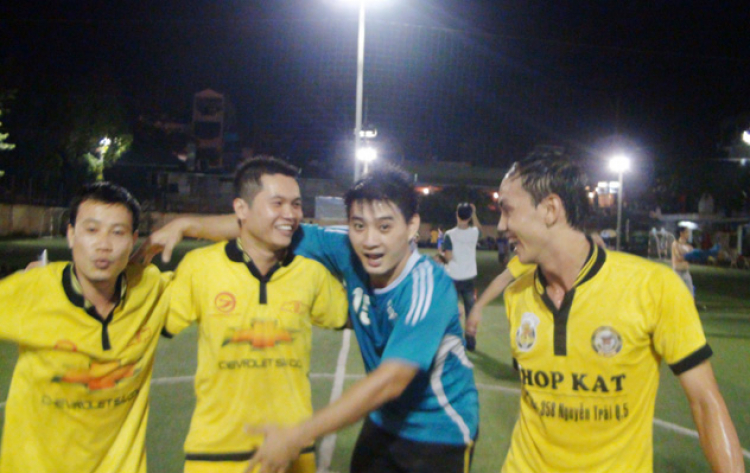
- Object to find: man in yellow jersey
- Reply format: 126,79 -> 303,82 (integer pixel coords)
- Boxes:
497,154 -> 744,472
0,182 -> 171,473
163,156 -> 348,473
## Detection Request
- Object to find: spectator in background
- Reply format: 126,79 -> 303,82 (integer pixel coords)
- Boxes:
672,225 -> 694,296
437,203 -> 481,351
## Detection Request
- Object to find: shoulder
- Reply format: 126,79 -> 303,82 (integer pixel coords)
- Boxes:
290,254 -> 334,274
605,251 -> 677,283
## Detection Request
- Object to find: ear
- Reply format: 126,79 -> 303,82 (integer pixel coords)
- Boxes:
407,213 -> 421,237
543,194 -> 566,227
66,224 -> 75,249
233,198 -> 247,222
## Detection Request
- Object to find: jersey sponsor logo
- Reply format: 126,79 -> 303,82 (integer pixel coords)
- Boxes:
516,312 -> 539,352
352,287 -> 371,326
519,367 -> 626,393
42,388 -> 140,409
219,357 -> 303,370
591,326 -> 623,357
127,326 -> 153,347
53,340 -> 78,352
387,300 -> 398,320
280,300 -> 311,314
222,320 -> 295,348
214,292 -> 237,313
53,360 -> 139,391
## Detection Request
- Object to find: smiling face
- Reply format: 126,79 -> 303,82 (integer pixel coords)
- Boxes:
67,200 -> 137,288
348,199 -> 420,288
497,176 -> 551,265
233,173 -> 303,253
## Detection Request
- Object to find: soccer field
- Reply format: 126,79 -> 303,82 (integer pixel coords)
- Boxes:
0,240 -> 749,472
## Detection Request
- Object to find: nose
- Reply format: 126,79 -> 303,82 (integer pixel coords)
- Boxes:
497,213 -> 508,232
282,203 -> 301,221
361,227 -> 380,248
94,232 -> 114,251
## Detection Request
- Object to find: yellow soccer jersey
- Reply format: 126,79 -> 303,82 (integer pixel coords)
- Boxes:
165,240 -> 348,461
502,244 -> 710,473
506,255 -> 534,279
0,262 -> 172,473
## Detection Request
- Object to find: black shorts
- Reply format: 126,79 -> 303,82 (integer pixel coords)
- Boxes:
350,418 -> 476,473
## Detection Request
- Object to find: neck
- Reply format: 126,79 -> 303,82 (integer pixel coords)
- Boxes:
538,230 -> 591,292
457,221 -> 469,229
75,269 -> 118,320
240,234 -> 284,275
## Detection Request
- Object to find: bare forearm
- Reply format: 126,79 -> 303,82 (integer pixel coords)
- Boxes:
692,398 -> 744,473
182,214 -> 239,241
475,269 -> 514,309
681,363 -> 745,473
294,362 -> 416,446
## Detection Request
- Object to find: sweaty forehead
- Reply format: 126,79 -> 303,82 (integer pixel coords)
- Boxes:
78,201 -> 133,227
350,199 -> 404,220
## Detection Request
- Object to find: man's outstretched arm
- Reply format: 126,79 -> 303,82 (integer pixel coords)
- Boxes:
679,361 -> 745,473
245,361 -> 418,473
133,214 -> 238,264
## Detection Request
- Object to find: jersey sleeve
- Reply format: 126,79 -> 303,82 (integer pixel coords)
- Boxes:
292,224 -> 352,277
308,262 -> 349,330
442,234 -> 453,251
650,267 -> 710,374
164,251 -> 201,336
507,255 -> 535,279
0,269 -> 33,342
381,263 -> 459,371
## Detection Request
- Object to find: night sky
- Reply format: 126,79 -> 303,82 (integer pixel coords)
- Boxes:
2,1 -> 749,185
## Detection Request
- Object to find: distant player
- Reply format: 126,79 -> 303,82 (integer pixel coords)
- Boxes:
672,225 -> 694,296
437,202 -> 482,350
0,182 -> 171,473
138,166 -> 479,473
497,155 -> 743,472
164,156 -> 348,473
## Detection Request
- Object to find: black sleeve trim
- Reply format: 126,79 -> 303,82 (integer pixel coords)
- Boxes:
669,343 -> 713,375
512,358 -> 519,372
160,327 -> 174,339
186,445 -> 315,462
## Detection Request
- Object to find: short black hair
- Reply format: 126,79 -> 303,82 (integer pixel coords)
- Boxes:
344,165 -> 418,222
69,182 -> 141,232
505,154 -> 590,230
456,203 -> 473,220
234,155 -> 299,202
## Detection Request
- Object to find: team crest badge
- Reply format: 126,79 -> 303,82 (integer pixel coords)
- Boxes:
214,292 -> 236,313
591,326 -> 623,357
516,312 -> 540,352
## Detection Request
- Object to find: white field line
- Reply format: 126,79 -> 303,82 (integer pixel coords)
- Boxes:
316,328 -> 352,473
1,375 -> 748,461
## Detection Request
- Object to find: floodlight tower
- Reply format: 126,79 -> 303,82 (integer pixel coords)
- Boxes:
609,154 -> 631,251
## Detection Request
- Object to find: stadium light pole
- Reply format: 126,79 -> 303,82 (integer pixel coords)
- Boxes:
352,0 -> 366,182
357,146 -> 377,175
609,154 -> 630,251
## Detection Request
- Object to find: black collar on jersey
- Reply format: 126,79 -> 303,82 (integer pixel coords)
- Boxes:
62,264 -> 127,351
225,239 -> 296,304
535,236 -> 607,356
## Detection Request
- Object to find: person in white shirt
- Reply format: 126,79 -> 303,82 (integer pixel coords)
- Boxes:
437,203 -> 481,351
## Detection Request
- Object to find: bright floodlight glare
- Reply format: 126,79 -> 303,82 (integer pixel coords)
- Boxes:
743,130 -> 750,145
493,191 -> 499,200
422,188 -> 430,195
100,137 -> 111,147
356,147 -> 377,163
609,155 -> 630,173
